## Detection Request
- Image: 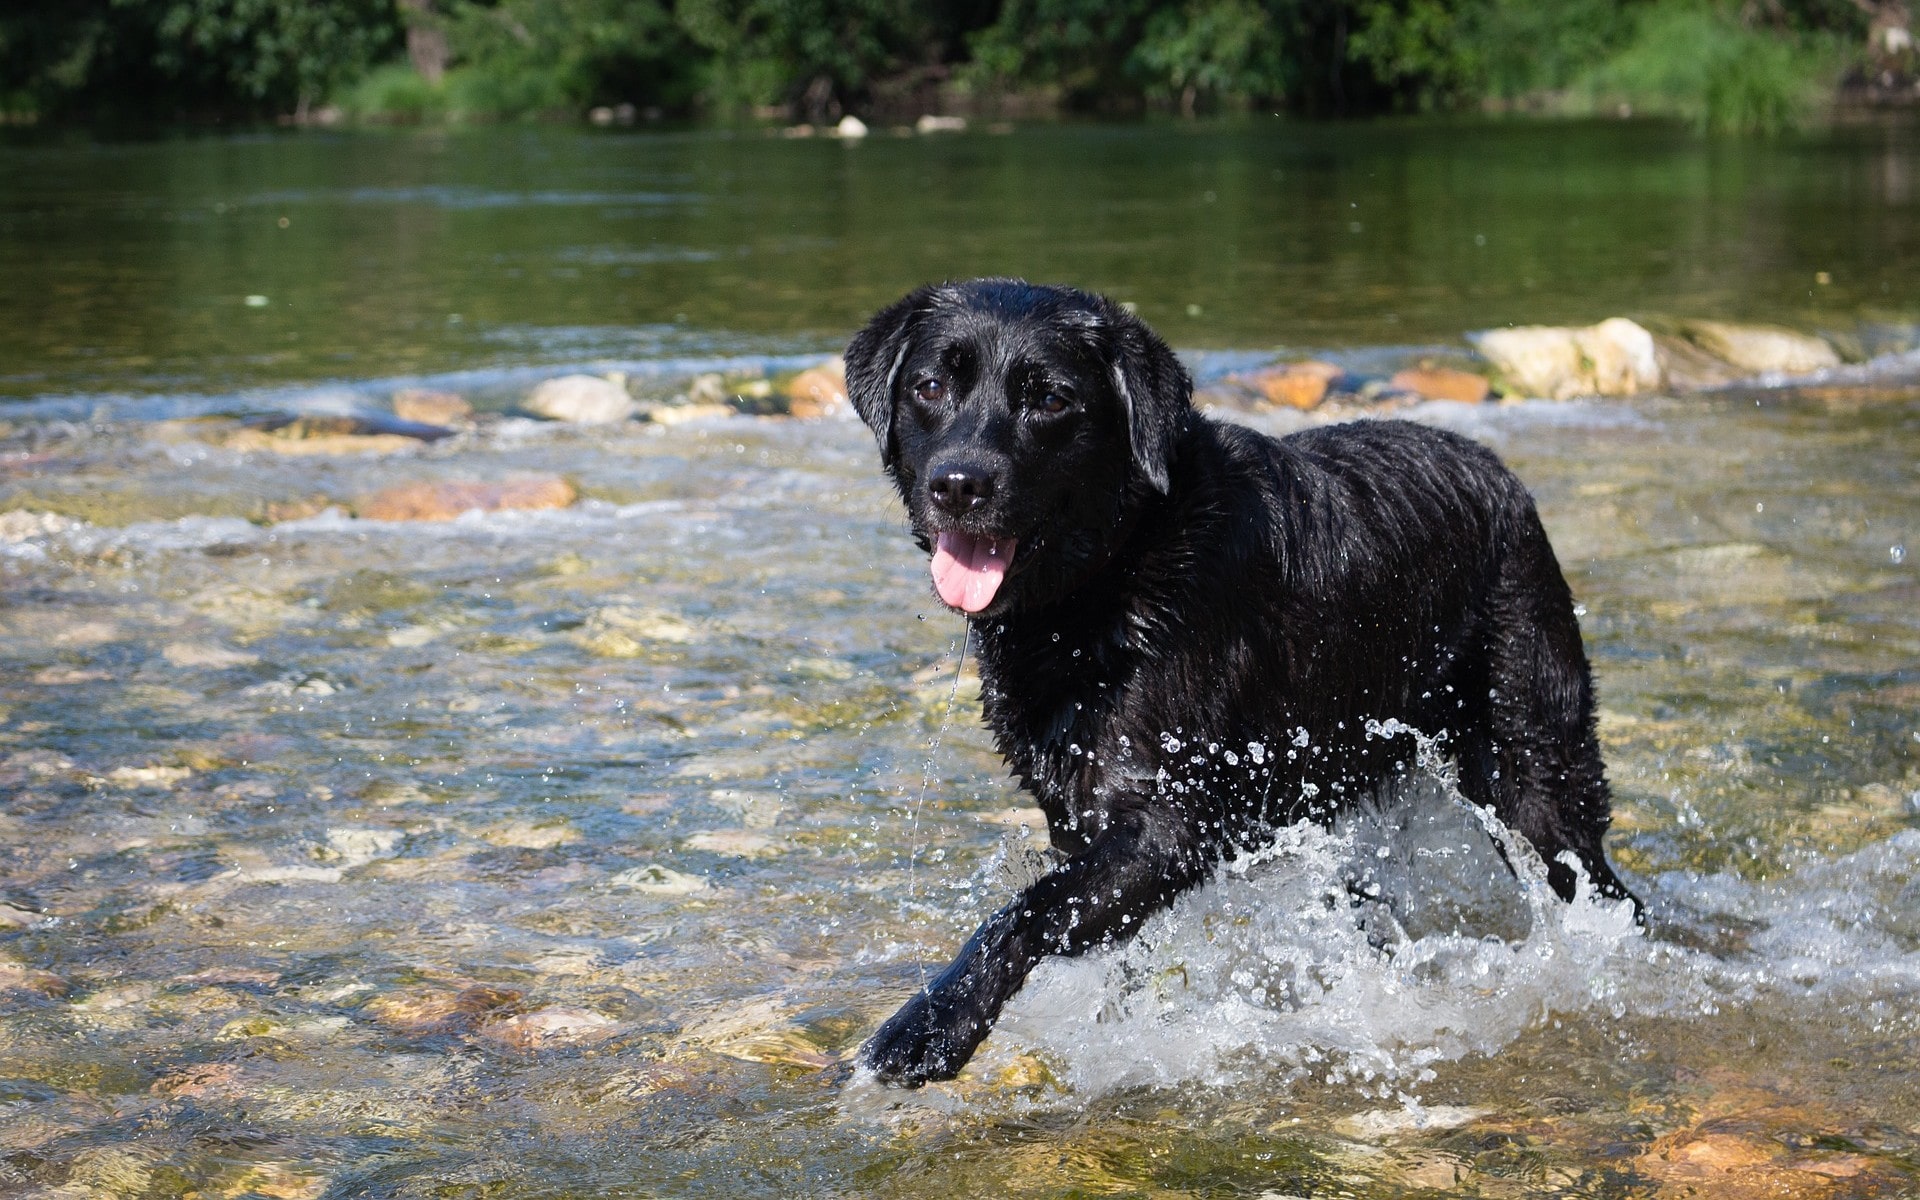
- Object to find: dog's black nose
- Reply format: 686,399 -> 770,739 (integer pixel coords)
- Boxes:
928,465 -> 996,516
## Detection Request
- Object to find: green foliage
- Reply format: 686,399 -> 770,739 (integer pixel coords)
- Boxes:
443,0 -> 693,112
139,0 -> 399,108
0,0 -> 1881,125
966,0 -> 1154,104
0,0 -> 398,119
1130,0 -> 1288,109
1577,1 -> 1846,131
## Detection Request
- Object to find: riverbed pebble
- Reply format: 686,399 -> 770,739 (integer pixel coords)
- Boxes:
354,476 -> 577,521
524,374 -> 635,423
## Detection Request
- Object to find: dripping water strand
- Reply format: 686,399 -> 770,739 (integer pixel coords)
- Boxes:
906,630 -> 968,987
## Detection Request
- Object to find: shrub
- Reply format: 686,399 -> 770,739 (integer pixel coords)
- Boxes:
1577,0 -> 1845,132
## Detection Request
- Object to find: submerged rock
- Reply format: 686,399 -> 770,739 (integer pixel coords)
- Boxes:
0,959 -> 68,997
364,984 -> 524,1036
608,864 -> 709,894
524,374 -> 635,424
221,414 -> 454,455
354,476 -> 577,521
477,1006 -> 623,1050
1471,318 -> 1662,399
162,642 -> 260,669
150,1062 -> 246,1099
573,604 -> 699,656
1680,320 -> 1842,375
683,829 -> 783,858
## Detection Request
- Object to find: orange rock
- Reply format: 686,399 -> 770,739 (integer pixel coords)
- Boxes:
1233,361 -> 1343,410
1391,365 -> 1491,404
356,477 -> 576,522
392,388 -> 473,426
784,361 -> 848,418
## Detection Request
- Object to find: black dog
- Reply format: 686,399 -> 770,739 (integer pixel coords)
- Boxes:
845,279 -> 1635,1086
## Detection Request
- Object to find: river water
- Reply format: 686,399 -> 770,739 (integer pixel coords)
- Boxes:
1,119 -> 1917,1197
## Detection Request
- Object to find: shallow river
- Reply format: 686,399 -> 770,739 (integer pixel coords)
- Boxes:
2,120 -> 1918,1197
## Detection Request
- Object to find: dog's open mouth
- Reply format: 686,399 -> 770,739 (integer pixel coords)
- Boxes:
931,531 -> 1018,613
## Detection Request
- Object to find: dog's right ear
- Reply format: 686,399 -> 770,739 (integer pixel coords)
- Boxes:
843,290 -> 928,473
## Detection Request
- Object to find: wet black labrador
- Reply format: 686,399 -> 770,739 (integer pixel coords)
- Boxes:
846,279 -> 1635,1086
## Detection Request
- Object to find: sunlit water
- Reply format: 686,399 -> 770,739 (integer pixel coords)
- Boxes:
2,121 -> 1918,1197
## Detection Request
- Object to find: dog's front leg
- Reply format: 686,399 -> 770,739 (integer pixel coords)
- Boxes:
861,806 -> 1209,1085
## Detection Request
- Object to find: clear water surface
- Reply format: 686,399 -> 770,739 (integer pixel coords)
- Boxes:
0,118 -> 1917,1197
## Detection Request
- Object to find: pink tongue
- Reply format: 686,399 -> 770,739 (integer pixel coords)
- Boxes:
931,532 -> 1017,613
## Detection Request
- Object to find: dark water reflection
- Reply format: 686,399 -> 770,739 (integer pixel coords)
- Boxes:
2,117 -> 1915,404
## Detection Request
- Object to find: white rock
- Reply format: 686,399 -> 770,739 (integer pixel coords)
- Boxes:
1472,318 -> 1662,399
835,114 -> 869,139
1682,320 -> 1841,374
916,114 -> 968,133
524,374 -> 635,424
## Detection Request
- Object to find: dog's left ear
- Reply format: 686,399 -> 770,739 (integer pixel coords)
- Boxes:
844,289 -> 929,472
1100,303 -> 1192,495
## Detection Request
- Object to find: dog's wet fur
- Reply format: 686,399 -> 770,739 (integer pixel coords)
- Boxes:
846,279 -> 1636,1086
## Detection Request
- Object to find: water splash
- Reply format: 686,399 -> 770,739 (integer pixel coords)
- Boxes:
987,724 -> 1645,1098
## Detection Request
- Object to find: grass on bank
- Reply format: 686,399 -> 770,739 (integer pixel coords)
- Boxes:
333,62 -> 577,123
1566,1 -> 1848,132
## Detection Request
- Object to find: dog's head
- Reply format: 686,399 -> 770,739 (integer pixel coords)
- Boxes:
845,279 -> 1193,618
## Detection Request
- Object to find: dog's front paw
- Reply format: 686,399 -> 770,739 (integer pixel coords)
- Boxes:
860,988 -> 987,1086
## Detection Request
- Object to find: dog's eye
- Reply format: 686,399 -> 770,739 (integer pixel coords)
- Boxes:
1034,391 -> 1071,415
913,378 -> 946,404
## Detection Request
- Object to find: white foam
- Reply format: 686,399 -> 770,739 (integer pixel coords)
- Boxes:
969,729 -> 1920,1101
989,799 -> 1643,1098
